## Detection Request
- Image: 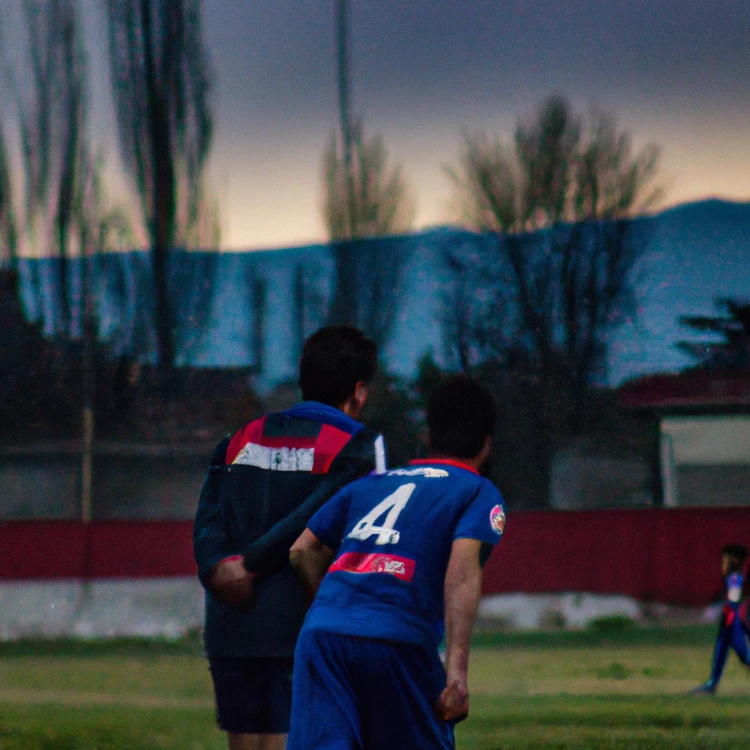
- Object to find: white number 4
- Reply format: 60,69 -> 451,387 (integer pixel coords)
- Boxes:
347,483 -> 416,545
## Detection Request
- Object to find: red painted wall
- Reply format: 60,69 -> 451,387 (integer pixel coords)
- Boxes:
0,520 -> 197,580
3,508 -> 750,605
481,507 -> 750,606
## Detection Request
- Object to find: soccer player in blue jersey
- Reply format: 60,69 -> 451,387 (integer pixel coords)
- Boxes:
691,544 -> 750,695
287,376 -> 505,749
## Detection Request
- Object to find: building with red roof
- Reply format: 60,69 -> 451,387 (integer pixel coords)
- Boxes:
620,371 -> 750,507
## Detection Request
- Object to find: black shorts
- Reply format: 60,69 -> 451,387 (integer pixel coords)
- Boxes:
208,657 -> 294,734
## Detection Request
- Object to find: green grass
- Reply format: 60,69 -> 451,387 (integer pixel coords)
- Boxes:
458,696 -> 750,749
2,626 -> 749,749
470,624 -> 717,650
0,632 -> 205,659
0,705 -> 221,750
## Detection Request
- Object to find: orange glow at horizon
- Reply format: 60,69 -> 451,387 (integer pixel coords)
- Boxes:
210,126 -> 750,252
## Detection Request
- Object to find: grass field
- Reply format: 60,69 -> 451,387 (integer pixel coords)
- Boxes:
1,626 -> 749,749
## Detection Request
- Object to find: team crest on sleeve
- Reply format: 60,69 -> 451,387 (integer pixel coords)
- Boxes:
490,505 -> 505,535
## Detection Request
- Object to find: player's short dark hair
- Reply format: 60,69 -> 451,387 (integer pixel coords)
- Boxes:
427,376 -> 496,459
298,326 -> 377,406
722,544 -> 748,571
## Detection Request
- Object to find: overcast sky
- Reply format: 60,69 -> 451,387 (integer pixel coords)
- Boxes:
46,0 -> 750,248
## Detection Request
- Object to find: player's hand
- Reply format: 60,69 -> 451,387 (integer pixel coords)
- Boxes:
434,679 -> 469,723
208,556 -> 257,606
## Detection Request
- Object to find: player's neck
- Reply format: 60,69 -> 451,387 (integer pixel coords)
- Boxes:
339,400 -> 359,419
421,453 -> 484,472
421,436 -> 491,473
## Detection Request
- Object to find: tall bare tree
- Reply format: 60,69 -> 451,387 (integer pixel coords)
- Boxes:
6,0 -> 88,331
0,13 -> 15,269
440,238 -> 513,373
324,120 -> 415,242
324,119 -> 415,340
449,95 -> 662,400
323,119 -> 415,343
105,0 -> 214,371
293,260 -> 328,362
447,96 -> 662,507
324,1 -> 414,345
0,123 -> 16,267
450,96 -> 662,232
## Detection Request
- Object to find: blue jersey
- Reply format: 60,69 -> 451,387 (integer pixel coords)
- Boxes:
726,572 -> 744,603
302,459 -> 506,651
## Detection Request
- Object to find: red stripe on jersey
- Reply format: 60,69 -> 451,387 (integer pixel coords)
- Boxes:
408,458 -> 479,475
312,424 -> 352,474
226,417 -> 266,464
328,552 -> 416,582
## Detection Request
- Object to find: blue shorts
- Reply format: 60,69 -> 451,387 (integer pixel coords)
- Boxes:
288,629 -> 455,750
208,657 -> 293,734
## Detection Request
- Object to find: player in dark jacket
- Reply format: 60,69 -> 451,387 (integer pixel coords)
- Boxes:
193,326 -> 385,750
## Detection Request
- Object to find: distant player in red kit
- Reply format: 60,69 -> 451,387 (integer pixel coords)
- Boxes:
287,376 -> 506,749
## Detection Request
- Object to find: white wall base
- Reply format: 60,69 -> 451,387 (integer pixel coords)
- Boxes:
0,578 -> 204,641
0,581 -> 721,641
479,592 -> 720,630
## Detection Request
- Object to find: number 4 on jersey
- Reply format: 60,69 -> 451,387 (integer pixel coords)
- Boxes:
347,483 -> 416,545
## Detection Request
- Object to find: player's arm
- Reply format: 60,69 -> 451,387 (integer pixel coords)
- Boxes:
289,486 -> 350,598
437,537 -> 485,722
289,529 -> 337,599
193,437 -> 235,586
438,484 -> 504,722
193,436 -> 256,605
242,428 -> 381,576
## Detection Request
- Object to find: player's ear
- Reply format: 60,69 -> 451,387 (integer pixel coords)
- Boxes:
355,381 -> 368,407
343,381 -> 368,418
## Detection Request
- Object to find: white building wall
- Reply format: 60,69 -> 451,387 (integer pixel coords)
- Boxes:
660,415 -> 750,506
